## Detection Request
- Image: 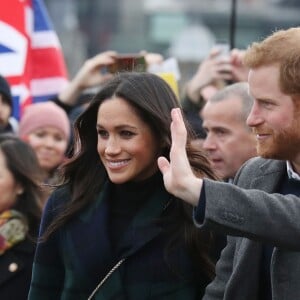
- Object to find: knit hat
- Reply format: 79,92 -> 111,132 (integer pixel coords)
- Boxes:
19,102 -> 70,139
0,75 -> 13,108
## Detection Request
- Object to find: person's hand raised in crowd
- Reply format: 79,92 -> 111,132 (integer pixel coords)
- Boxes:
185,47 -> 234,103
72,51 -> 118,89
230,48 -> 249,82
139,50 -> 164,67
58,51 -> 117,106
157,108 -> 202,206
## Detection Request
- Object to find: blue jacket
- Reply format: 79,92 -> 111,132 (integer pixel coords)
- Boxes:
29,180 -> 211,299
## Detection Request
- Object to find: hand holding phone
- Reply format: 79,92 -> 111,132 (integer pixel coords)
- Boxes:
108,54 -> 147,73
215,43 -> 230,59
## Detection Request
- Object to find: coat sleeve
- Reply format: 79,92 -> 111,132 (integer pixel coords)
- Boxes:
194,159 -> 300,250
203,237 -> 235,300
28,189 -> 67,299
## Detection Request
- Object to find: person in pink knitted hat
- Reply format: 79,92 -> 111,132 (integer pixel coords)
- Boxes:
19,102 -> 71,184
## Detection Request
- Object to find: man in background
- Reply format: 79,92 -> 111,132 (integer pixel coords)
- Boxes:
201,82 -> 256,181
158,27 -> 300,299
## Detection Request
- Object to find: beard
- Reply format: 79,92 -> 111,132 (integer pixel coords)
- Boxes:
255,117 -> 300,160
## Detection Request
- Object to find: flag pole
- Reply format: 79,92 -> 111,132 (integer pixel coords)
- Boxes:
229,0 -> 237,49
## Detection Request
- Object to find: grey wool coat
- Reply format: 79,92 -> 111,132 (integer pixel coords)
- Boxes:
196,157 -> 300,300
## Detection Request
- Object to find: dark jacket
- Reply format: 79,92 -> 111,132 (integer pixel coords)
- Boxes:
0,238 -> 35,300
29,181 -> 211,299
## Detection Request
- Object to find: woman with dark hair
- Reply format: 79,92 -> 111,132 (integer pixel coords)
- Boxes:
0,134 -> 44,299
29,72 -> 219,300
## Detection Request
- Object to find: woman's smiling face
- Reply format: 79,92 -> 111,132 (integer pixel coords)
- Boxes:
96,96 -> 160,183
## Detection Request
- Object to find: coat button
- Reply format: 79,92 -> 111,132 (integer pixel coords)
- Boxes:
8,262 -> 18,272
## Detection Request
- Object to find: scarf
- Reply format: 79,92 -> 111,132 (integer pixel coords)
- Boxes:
0,210 -> 28,255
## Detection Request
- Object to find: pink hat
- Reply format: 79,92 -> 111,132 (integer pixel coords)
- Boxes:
19,102 -> 70,139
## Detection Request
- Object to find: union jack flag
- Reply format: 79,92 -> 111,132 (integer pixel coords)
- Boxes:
0,0 -> 68,119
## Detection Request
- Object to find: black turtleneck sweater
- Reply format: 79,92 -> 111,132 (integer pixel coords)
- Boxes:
108,172 -> 163,251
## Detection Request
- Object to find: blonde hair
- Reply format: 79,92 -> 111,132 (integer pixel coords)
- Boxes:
243,27 -> 300,97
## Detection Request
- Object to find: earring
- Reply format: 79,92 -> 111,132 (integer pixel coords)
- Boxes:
16,189 -> 24,195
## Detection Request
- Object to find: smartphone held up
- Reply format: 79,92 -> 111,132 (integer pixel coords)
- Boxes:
215,43 -> 230,59
108,54 -> 147,73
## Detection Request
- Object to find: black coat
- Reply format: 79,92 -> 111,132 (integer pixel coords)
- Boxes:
29,182 -> 212,299
0,238 -> 36,300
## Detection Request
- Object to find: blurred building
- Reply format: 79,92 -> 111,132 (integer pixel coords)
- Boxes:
45,0 -> 300,84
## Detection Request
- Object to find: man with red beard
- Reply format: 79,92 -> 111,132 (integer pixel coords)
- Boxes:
158,27 -> 300,300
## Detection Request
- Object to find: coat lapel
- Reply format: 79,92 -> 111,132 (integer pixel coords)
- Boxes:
116,185 -> 171,258
67,180 -> 172,299
250,160 -> 286,192
231,160 -> 287,298
94,185 -> 171,299
66,181 -> 116,286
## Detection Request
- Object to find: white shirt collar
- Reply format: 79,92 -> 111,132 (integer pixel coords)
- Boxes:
286,161 -> 300,181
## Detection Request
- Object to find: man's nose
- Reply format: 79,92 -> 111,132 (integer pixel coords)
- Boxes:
246,103 -> 264,127
203,134 -> 217,151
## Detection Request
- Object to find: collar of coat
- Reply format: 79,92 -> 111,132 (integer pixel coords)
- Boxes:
68,179 -> 172,258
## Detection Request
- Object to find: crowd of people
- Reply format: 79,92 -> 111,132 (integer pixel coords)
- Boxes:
0,26 -> 299,299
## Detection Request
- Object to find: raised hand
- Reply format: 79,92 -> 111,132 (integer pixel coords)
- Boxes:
157,108 -> 202,206
230,48 -> 249,82
58,51 -> 117,106
185,47 -> 233,103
